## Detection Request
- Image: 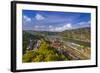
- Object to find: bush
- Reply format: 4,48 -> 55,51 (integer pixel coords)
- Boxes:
23,39 -> 68,62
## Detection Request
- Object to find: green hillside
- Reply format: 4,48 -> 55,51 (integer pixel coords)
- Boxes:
22,27 -> 91,62
60,27 -> 91,42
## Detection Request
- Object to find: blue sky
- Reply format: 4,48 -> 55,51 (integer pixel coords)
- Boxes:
22,10 -> 91,32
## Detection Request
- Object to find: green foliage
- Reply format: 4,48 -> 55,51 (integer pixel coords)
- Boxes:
22,31 -> 43,54
23,39 -> 68,62
22,27 -> 90,62
32,55 -> 44,62
45,54 -> 58,61
22,51 -> 34,62
60,27 -> 90,42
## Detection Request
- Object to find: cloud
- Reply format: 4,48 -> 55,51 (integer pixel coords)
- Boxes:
35,14 -> 45,21
33,25 -> 46,31
76,20 -> 91,28
23,15 -> 31,22
78,22 -> 86,25
54,23 -> 72,32
64,23 -> 72,28
49,25 -> 53,28
33,23 -> 72,32
34,25 -> 39,29
78,20 -> 91,25
87,20 -> 91,24
48,23 -> 72,32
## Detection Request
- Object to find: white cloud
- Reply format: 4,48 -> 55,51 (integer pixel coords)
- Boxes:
33,23 -> 72,32
23,15 -> 31,22
55,23 -> 72,32
48,23 -> 72,32
78,22 -> 86,25
87,20 -> 91,24
33,25 -> 46,31
48,25 -> 53,28
64,23 -> 72,28
34,25 -> 39,29
78,20 -> 91,25
35,14 -> 45,21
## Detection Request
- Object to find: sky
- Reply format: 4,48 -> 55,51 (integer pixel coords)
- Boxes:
22,10 -> 91,32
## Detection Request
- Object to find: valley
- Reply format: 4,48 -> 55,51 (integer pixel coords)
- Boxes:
22,27 -> 91,62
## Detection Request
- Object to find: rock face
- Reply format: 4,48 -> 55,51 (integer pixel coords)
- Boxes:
27,39 -> 41,51
27,39 -> 33,50
33,40 -> 41,50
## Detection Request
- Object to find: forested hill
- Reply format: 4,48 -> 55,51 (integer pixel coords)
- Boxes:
60,27 -> 90,42
24,27 -> 90,42
22,27 -> 91,62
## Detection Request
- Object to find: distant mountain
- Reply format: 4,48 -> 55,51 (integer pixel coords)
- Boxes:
23,30 -> 59,36
23,27 -> 90,42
